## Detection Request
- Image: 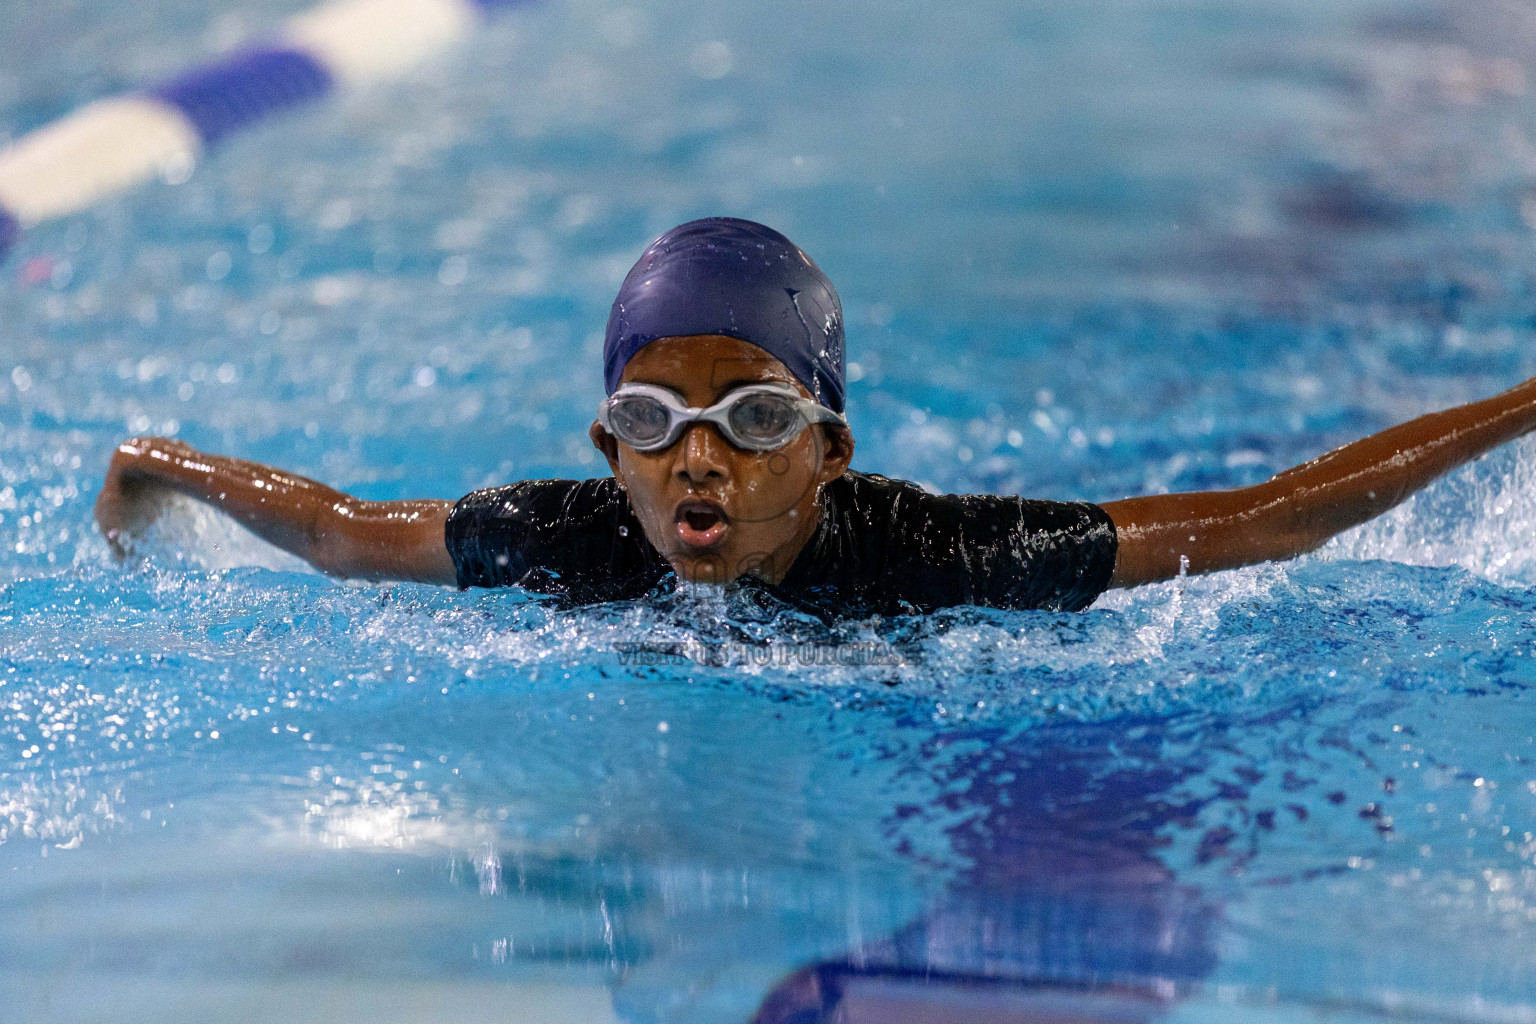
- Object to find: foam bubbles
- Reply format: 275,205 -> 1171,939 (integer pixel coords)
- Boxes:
1319,435 -> 1536,586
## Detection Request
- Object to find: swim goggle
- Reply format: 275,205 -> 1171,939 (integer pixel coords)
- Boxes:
597,383 -> 848,453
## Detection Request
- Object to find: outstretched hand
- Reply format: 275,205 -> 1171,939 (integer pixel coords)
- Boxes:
93,436 -> 189,556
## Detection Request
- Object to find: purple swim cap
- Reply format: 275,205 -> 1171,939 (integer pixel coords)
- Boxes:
604,218 -> 846,413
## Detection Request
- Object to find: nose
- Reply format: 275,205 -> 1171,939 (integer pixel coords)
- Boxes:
675,422 -> 731,485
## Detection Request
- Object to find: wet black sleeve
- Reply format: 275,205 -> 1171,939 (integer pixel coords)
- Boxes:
891,489 -> 1116,612
444,477 -> 669,603
786,473 -> 1118,614
954,494 -> 1118,612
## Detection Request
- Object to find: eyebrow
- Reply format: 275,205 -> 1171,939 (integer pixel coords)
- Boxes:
712,373 -> 794,393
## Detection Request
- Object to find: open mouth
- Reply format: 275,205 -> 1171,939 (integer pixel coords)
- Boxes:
674,499 -> 729,548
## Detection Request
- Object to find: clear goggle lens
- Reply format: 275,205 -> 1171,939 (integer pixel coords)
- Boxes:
726,392 -> 800,445
606,393 -> 674,447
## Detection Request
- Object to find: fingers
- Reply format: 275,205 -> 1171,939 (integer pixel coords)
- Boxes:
94,455 -> 172,561
101,526 -> 129,561
92,484 -> 133,560
93,495 -> 131,560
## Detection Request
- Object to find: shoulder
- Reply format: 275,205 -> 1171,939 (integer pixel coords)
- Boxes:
451,475 -> 626,512
821,470 -> 932,523
450,476 -> 623,523
839,470 -> 1110,527
445,476 -> 663,597
832,469 -> 922,499
799,471 -> 1116,612
829,470 -> 1091,535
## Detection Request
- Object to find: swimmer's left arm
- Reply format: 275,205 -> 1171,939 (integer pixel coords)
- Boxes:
1102,375 -> 1536,588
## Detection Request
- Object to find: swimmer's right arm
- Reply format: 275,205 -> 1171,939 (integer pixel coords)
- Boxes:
93,437 -> 458,585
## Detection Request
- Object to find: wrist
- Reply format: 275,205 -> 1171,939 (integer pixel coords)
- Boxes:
110,443 -> 155,487
109,437 -> 192,492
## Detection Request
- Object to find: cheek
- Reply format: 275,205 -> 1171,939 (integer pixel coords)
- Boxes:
736,438 -> 822,526
617,455 -> 670,518
764,433 -> 821,489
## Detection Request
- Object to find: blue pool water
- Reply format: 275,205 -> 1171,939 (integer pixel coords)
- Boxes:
3,0 -> 1536,1020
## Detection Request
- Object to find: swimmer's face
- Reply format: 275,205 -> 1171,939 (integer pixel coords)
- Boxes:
590,334 -> 854,586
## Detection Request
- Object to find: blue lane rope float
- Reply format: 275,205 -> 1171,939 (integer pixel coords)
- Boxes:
0,208 -> 17,260
151,47 -> 337,147
0,0 -> 534,265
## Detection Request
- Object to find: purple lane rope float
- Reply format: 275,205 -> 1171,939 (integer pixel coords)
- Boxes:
0,0 -> 532,265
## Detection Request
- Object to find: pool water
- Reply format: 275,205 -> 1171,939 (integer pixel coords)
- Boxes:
3,0 -> 1536,1021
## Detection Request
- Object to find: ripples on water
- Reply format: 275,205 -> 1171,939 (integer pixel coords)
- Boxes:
3,0 -> 1536,1021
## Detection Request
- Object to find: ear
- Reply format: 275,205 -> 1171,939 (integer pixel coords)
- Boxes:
815,424 -> 854,484
589,421 -> 624,484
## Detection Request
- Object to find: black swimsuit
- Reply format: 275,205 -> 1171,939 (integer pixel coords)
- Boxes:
445,470 -> 1117,616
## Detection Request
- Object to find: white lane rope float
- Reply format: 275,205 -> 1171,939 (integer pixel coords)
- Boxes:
0,0 -> 532,264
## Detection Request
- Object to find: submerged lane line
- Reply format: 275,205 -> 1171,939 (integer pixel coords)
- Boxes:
0,0 -> 535,264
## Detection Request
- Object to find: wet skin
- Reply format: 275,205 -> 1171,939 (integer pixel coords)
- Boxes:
588,334 -> 854,586
95,339 -> 1536,593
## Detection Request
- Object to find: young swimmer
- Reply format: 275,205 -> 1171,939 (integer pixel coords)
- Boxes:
95,217 -> 1536,615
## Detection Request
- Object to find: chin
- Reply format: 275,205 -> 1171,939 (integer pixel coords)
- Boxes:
670,553 -> 737,587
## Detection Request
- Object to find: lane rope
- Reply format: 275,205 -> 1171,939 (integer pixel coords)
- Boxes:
0,0 -> 531,264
